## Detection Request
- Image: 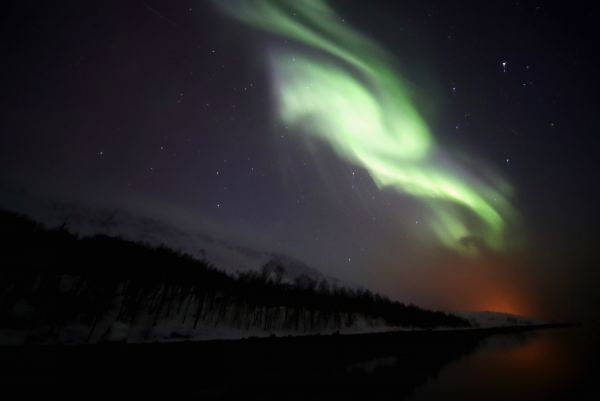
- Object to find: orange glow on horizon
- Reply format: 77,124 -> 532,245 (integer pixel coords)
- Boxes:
376,249 -> 541,319
464,290 -> 528,316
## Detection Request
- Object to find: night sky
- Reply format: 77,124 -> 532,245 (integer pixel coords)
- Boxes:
1,0 -> 598,320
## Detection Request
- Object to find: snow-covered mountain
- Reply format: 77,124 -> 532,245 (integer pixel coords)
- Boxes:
457,311 -> 542,328
2,195 -> 346,288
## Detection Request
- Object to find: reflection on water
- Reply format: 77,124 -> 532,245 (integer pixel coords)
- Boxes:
408,325 -> 599,401
2,325 -> 597,400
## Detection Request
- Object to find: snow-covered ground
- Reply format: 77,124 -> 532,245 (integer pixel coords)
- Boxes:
0,313 -> 543,345
1,312 -> 408,345
1,308 -> 543,345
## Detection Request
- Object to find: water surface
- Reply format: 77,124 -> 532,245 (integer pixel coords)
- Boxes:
408,325 -> 599,401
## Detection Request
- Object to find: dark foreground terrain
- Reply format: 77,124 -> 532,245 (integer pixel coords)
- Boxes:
0,210 -> 588,399
0,323 -> 576,400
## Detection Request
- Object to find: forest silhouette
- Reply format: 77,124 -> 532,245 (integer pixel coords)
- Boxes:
0,209 -> 468,342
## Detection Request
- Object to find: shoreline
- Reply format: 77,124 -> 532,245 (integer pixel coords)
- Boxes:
0,321 -> 582,395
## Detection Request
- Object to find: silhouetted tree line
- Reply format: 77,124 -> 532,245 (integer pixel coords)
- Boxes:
0,210 -> 469,341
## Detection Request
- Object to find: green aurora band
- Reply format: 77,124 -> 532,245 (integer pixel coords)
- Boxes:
215,0 -> 516,254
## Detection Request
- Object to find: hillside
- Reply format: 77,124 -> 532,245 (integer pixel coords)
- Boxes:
0,189 -> 349,287
0,210 -> 469,344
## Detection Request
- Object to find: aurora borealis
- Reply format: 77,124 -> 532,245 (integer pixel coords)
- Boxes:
1,0 -> 598,321
215,0 -> 515,253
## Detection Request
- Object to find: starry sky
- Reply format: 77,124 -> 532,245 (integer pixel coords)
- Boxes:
1,0 -> 598,320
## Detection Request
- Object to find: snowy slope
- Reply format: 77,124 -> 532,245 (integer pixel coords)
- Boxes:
1,195 -> 346,287
457,311 -> 542,328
